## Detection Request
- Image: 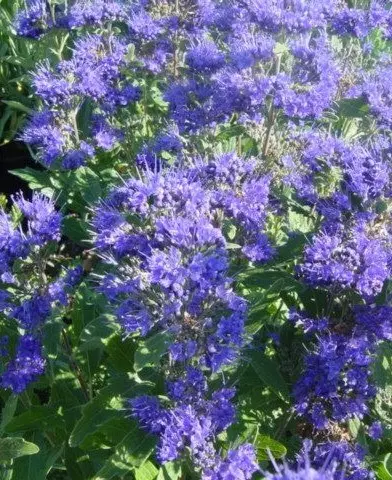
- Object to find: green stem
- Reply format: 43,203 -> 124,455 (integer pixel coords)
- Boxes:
61,330 -> 90,401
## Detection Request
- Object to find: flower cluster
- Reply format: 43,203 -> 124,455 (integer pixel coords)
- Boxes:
293,305 -> 392,431
0,193 -> 83,393
93,152 -> 273,371
284,131 -> 392,300
21,33 -> 141,168
90,152 -> 274,469
131,367 -> 258,479
266,439 -> 373,480
10,0 -> 392,478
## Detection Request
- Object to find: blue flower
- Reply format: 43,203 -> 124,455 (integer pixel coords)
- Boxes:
1,335 -> 45,393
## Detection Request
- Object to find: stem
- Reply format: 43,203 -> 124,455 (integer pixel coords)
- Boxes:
173,0 -> 180,78
61,330 -> 90,401
71,109 -> 80,144
262,105 -> 276,158
262,55 -> 282,158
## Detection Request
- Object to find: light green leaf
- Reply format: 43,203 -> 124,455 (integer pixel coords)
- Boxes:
134,460 -> 158,480
134,332 -> 173,372
0,438 -> 39,462
156,462 -> 182,480
376,453 -> 392,480
255,435 -> 287,461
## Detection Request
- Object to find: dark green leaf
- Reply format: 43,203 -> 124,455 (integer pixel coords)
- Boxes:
2,100 -> 33,114
250,350 -> 290,402
79,314 -> 118,352
0,396 -> 18,435
106,335 -> 135,372
69,376 -> 151,447
10,168 -> 51,191
10,432 -> 62,480
96,418 -> 155,478
62,216 -> 89,245
5,407 -> 65,434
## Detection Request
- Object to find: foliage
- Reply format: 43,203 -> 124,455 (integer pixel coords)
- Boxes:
1,1 -> 392,479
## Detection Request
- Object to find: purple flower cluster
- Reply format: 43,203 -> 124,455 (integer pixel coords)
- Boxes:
0,192 -> 61,283
21,33 -> 141,168
17,0 -> 392,175
0,193 -> 83,393
284,131 -> 392,301
298,219 -> 390,300
14,0 -> 53,39
310,441 -> 374,480
93,152 -> 273,371
92,153 -> 274,471
131,367 -> 258,479
0,335 -> 45,393
266,439 -> 373,480
293,305 -> 392,430
12,0 -> 392,477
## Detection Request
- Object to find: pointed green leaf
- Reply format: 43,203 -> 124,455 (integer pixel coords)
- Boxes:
255,435 -> 287,461
0,438 -> 39,462
250,350 -> 290,402
134,332 -> 173,372
5,407 -> 65,434
156,462 -> 182,480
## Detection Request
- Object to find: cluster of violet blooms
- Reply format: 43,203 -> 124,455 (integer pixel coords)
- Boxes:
0,193 -> 82,393
10,0 -> 392,478
93,152 -> 271,477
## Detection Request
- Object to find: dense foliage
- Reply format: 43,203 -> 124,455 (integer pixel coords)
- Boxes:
1,0 -> 392,479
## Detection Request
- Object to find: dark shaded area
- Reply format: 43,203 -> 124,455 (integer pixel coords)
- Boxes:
0,141 -> 41,199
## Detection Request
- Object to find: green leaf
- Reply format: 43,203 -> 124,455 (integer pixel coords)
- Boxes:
249,350 -> 290,402
62,216 -> 89,245
376,453 -> 392,480
106,335 -> 136,372
10,432 -> 62,480
5,407 -> 65,434
134,332 -> 173,372
134,460 -> 158,480
0,396 -> 18,435
74,167 -> 102,204
2,100 -> 33,114
0,438 -> 39,462
239,269 -> 303,293
255,435 -> 287,461
10,168 -> 51,191
64,445 -> 95,480
95,418 -> 155,478
337,98 -> 369,118
156,462 -> 182,480
69,376 -> 151,447
79,314 -> 118,352
276,234 -> 308,264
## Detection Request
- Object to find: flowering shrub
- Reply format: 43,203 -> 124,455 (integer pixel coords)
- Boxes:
1,0 -> 392,479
